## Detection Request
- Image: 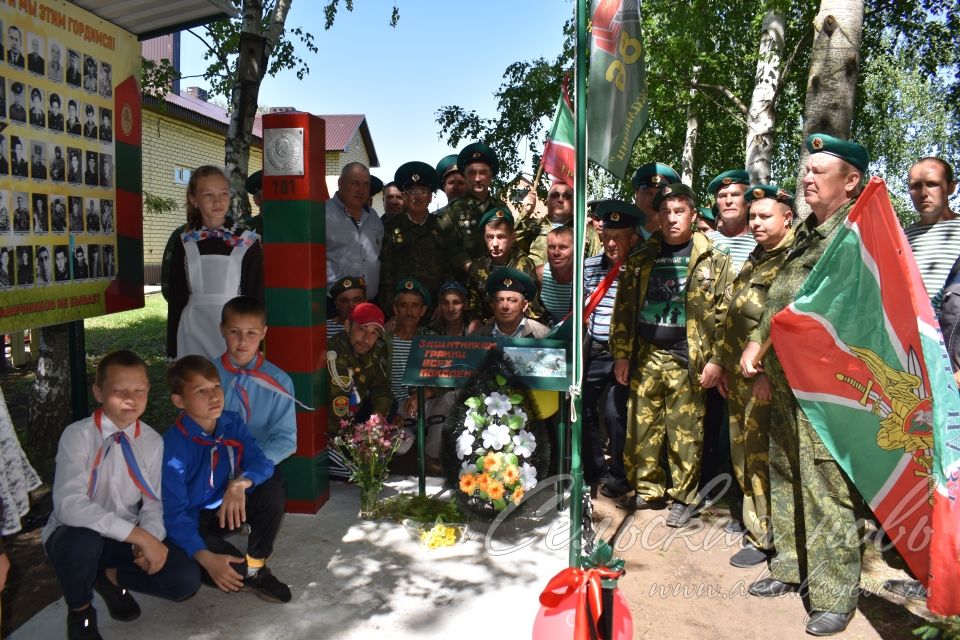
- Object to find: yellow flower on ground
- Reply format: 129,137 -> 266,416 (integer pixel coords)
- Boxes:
503,464 -> 520,485
487,480 -> 505,501
459,473 -> 477,495
512,486 -> 524,504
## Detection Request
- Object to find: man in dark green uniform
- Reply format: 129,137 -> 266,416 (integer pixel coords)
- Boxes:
610,183 -> 731,527
631,162 -> 681,239
436,154 -> 467,204
378,161 -> 459,313
436,142 -> 503,271
740,134 -> 870,636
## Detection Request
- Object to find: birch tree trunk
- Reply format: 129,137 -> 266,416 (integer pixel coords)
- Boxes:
745,11 -> 785,186
795,0 -> 864,220
681,65 -> 701,187
225,0 -> 294,219
27,324 -> 72,467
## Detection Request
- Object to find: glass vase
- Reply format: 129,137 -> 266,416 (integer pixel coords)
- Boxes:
358,483 -> 383,518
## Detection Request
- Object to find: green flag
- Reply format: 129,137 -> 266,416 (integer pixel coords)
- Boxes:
587,0 -> 648,178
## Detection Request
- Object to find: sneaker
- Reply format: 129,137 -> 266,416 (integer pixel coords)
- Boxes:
243,566 -> 292,603
94,570 -> 141,621
665,502 -> 694,528
67,607 -> 103,640
723,518 -> 746,535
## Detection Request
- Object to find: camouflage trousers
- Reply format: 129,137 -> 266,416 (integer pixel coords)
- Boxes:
624,344 -> 705,505
766,355 -> 863,614
728,374 -> 772,550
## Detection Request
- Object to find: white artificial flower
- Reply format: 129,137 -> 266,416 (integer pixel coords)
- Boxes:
481,423 -> 512,451
511,406 -> 528,424
512,430 -> 537,458
464,413 -> 478,433
460,461 -> 478,476
520,462 -> 538,490
456,431 -> 476,459
484,391 -> 513,417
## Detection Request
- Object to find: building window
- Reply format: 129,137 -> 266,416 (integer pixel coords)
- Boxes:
174,167 -> 192,185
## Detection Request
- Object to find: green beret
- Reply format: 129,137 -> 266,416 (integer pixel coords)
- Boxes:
394,161 -> 440,191
744,184 -> 795,208
706,170 -> 750,195
330,275 -> 366,299
436,154 -> 460,179
697,206 -> 716,223
394,277 -> 431,306
593,199 -> 645,229
457,142 -> 499,175
631,163 -> 681,191
652,183 -> 696,211
805,133 -> 870,173
486,267 -> 536,300
244,170 -> 263,195
479,205 -> 514,228
370,175 -> 384,197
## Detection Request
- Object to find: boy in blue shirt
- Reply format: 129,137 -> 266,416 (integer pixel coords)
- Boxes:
162,356 -> 291,603
215,296 -> 298,465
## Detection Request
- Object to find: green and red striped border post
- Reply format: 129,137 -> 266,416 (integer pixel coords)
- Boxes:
260,112 -> 330,514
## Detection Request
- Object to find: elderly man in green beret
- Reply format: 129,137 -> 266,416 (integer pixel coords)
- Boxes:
715,184 -> 795,568
707,170 -> 757,275
631,162 -> 681,239
327,275 -> 367,340
378,161 -> 460,314
610,183 -> 731,527
436,154 -> 467,203
471,268 -> 550,338
740,133 -> 870,636
437,142 -> 506,271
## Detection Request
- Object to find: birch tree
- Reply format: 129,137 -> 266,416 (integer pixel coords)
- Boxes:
744,11 -> 785,185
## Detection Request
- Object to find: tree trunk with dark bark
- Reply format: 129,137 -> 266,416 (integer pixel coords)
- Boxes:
27,324 -> 73,467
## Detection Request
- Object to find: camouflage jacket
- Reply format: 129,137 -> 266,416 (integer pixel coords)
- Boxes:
465,248 -> 542,321
609,230 -> 732,387
327,330 -> 393,433
717,229 -> 795,374
435,193 -> 500,269
378,212 -> 460,311
750,200 -> 856,347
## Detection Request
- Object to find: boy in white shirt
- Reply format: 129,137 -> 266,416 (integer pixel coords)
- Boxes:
43,350 -> 200,640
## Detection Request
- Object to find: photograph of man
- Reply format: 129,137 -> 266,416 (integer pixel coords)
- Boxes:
100,153 -> 112,188
68,196 -> 82,232
0,77 -> 6,118
16,246 -> 32,285
32,193 -> 47,232
53,244 -> 69,281
85,197 -> 99,232
82,54 -> 97,92
0,247 -> 12,288
28,86 -> 44,127
99,107 -> 112,142
7,26 -> 23,68
88,243 -> 101,278
66,49 -> 81,86
10,136 -> 27,177
27,33 -> 43,74
72,244 -> 88,279
48,93 -> 63,131
0,134 -> 8,175
12,193 -> 28,233
65,99 -> 80,135
100,199 -> 113,233
0,191 -> 8,232
9,81 -> 25,123
47,41 -> 62,81
50,195 -> 66,232
84,150 -> 98,186
35,245 -> 51,285
99,61 -> 111,97
30,142 -> 46,180
82,103 -> 96,139
102,244 -> 115,277
67,147 -> 80,184
49,144 -> 65,182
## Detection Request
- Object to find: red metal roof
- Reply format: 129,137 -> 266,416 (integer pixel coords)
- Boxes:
162,91 -> 264,138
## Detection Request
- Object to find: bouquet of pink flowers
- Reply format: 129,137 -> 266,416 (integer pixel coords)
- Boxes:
334,415 -> 409,496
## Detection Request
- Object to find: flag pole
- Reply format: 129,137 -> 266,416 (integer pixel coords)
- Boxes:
568,0 -> 588,570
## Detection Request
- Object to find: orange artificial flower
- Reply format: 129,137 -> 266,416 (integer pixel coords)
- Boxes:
483,452 -> 502,473
487,480 -> 505,501
477,472 -> 492,493
503,464 -> 520,485
459,473 -> 477,495
512,486 -> 525,505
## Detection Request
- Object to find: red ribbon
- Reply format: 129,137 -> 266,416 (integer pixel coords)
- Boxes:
560,260 -> 624,325
539,566 -> 624,640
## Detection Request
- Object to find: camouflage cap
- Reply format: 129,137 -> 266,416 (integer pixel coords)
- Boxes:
592,199 -> 645,229
486,267 -> 536,300
394,277 -> 431,306
631,162 -> 681,191
806,133 -> 870,173
395,161 -> 440,192
479,204 -> 515,228
652,183 -> 697,211
436,154 -> 461,179
457,141 -> 499,175
706,169 -> 750,195
744,183 -> 795,208
329,275 -> 366,299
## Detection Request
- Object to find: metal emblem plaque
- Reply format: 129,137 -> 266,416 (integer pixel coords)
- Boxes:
264,127 -> 305,176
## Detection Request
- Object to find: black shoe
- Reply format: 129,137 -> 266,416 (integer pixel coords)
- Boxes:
94,570 -> 141,621
805,610 -> 854,636
67,607 -> 103,640
729,541 -> 770,568
616,494 -> 666,512
243,567 -> 292,603
724,519 -> 746,535
748,577 -> 797,598
882,579 -> 927,600
599,478 -> 631,499
665,502 -> 694,528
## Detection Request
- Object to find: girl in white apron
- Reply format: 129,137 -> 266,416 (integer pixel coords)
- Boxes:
165,166 -> 264,361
